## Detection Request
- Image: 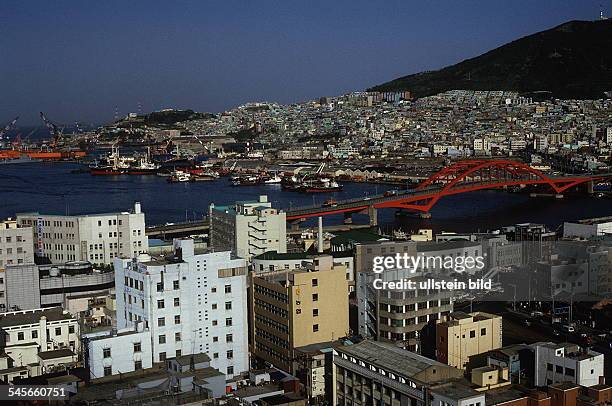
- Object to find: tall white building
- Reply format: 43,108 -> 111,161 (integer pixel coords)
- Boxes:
17,202 -> 147,266
209,195 -> 287,260
114,238 -> 248,379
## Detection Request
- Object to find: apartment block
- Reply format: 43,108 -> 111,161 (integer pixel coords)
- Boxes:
209,195 -> 286,260
17,201 -> 147,265
436,311 -> 502,369
114,238 -> 248,379
250,255 -> 349,373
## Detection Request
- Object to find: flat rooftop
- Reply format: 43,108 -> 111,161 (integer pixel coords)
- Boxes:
337,340 -> 449,379
432,381 -> 481,400
0,307 -> 74,328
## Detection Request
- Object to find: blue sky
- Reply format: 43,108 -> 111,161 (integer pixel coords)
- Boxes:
0,1 -> 606,125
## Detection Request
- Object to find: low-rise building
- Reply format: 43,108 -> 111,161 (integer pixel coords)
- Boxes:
532,342 -> 604,387
436,311 -> 503,369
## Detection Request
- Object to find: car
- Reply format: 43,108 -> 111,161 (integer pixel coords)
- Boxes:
323,199 -> 337,207
384,190 -> 398,197
561,325 -> 575,333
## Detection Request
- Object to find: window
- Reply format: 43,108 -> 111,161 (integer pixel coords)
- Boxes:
313,309 -> 319,317
173,280 -> 180,290
313,324 -> 319,332
213,353 -> 219,359
31,331 -> 38,339
17,332 -> 24,341
176,349 -> 182,357
312,278 -> 318,287
547,363 -> 553,371
175,332 -> 181,342
159,352 -> 166,361
157,299 -> 165,309
470,330 -> 476,338
227,350 -> 233,359
133,342 -> 141,353
226,334 -> 233,343
174,297 -> 180,307
212,303 -> 217,310
158,317 -> 165,327
134,361 -> 142,370
312,293 -> 318,302
159,335 -> 166,344
212,320 -> 218,326
225,301 -> 232,310
156,282 -> 163,292
566,367 -> 575,377
55,327 -> 62,336
69,325 -> 75,334
224,284 -> 232,294
213,336 -> 218,342
104,366 -> 112,376
481,328 -> 486,336
227,366 -> 234,375
103,348 -> 111,358
174,315 -> 181,324
556,365 -> 563,374
226,318 -> 232,326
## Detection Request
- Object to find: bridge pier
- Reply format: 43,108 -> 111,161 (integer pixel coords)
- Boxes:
343,212 -> 353,225
368,206 -> 378,227
587,180 -> 594,195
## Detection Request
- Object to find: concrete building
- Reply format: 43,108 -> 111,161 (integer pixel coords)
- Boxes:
84,324 -> 152,379
252,251 -> 355,293
532,342 -> 604,387
436,311 -> 503,369
209,195 -> 287,260
1,261 -> 114,311
17,202 -> 147,266
250,255 -> 349,374
430,381 -> 485,406
0,219 -> 35,269
333,340 -> 464,406
114,238 -> 248,379
0,307 -> 79,381
563,218 -> 612,239
355,241 -> 454,351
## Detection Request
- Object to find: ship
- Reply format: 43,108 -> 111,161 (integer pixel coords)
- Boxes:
301,178 -> 343,193
167,170 -> 192,183
231,175 -> 261,186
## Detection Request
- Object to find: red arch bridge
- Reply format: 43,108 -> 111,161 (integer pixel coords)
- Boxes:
285,159 -> 611,226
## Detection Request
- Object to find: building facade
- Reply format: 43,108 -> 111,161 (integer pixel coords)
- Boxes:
114,238 -> 248,379
250,255 -> 349,373
436,311 -> 503,369
209,196 -> 287,260
17,202 -> 147,266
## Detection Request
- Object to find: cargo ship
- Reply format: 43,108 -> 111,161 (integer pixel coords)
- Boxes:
0,148 -> 86,162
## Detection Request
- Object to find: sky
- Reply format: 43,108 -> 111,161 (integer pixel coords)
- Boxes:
0,0 -> 607,126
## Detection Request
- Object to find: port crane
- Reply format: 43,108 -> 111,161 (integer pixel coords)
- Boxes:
39,112 -> 65,147
0,116 -> 19,141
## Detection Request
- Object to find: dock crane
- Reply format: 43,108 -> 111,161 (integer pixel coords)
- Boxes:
0,116 -> 19,142
39,112 -> 65,147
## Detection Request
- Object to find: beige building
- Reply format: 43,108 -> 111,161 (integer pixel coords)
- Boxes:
210,195 -> 286,260
250,255 -> 349,373
436,311 -> 502,369
0,219 -> 35,269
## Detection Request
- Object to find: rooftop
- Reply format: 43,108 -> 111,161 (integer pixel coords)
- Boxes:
38,348 -> 76,360
0,307 -> 74,328
337,340 -> 450,379
432,381 -> 482,400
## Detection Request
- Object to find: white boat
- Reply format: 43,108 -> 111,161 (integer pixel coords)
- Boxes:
264,174 -> 282,184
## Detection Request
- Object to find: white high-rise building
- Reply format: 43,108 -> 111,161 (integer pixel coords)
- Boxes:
17,202 -> 147,265
209,195 -> 287,260
114,238 -> 248,378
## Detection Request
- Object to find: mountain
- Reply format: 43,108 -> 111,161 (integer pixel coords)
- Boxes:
369,19 -> 612,99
